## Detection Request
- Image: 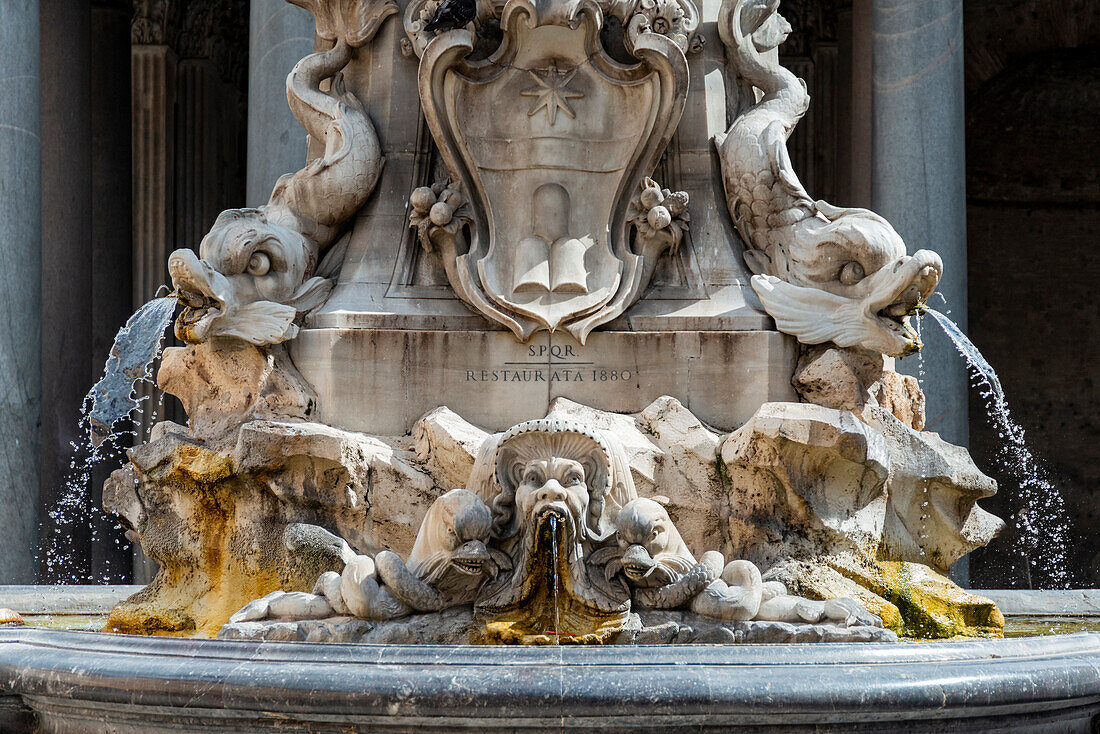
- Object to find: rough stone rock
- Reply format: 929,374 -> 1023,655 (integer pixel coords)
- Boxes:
719,402 -> 890,569
765,556 -> 1004,638
413,406 -> 489,491
103,420 -> 441,637
157,341 -> 316,447
217,607 -> 897,644
829,557 -> 1005,638
633,397 -> 730,554
764,559 -> 903,631
863,407 -> 1004,573
233,420 -> 437,554
114,393 -> 1003,640
793,345 -> 925,430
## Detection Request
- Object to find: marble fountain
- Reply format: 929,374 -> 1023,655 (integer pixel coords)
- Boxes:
1,0 -> 1098,730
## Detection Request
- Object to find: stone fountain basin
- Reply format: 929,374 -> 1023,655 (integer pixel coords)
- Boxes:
0,627 -> 1098,733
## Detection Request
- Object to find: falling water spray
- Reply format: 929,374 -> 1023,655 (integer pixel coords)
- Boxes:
925,308 -> 1070,588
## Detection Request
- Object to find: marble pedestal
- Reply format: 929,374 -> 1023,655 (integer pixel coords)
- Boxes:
291,328 -> 798,434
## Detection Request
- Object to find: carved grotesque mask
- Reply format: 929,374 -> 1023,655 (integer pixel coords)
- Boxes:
514,457 -> 590,531
490,419 -> 618,543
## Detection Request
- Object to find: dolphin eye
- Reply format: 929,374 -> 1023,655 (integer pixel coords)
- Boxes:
247,251 -> 271,276
839,261 -> 864,285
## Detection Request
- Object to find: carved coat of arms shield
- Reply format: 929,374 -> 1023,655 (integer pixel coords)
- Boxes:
416,0 -> 689,341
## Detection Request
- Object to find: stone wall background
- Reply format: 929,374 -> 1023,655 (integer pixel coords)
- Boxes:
963,1 -> 1100,588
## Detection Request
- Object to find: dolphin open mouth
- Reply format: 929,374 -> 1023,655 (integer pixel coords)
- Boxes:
868,251 -> 943,355
449,541 -> 490,576
621,545 -> 657,580
168,248 -> 232,342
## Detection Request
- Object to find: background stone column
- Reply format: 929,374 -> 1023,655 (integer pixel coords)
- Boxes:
247,0 -> 313,206
0,1 -> 42,583
871,0 -> 968,447
38,0 -> 95,583
38,0 -> 134,583
871,0 -> 968,584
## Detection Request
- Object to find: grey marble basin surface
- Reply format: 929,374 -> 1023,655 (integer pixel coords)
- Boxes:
0,627 -> 1098,732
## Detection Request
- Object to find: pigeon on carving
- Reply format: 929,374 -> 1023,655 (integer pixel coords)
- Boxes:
424,0 -> 477,33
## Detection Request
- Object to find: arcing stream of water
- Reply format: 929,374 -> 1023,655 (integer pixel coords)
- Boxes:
42,297 -> 178,582
925,308 -> 1070,588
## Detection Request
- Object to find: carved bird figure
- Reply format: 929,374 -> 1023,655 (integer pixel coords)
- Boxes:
424,0 -> 477,33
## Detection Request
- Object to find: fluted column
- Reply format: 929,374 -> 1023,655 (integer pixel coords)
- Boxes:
871,0 -> 968,449
247,0 -> 313,205
0,1 -> 42,583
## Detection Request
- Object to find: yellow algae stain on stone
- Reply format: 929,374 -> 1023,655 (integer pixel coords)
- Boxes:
827,558 -> 1004,639
766,559 -> 903,632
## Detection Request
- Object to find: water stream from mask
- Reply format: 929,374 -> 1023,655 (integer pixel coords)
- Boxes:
925,308 -> 1069,588
549,514 -> 561,645
43,296 -> 177,581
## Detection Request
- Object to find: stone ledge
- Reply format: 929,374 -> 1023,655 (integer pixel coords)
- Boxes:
0,585 -> 143,615
0,628 -> 1098,732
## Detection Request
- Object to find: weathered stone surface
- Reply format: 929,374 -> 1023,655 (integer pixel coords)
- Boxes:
764,559 -> 903,632
157,341 -> 315,446
103,419 -> 442,636
413,406 -> 487,491
864,406 -> 1003,573
829,557 -> 1005,638
291,328 -> 797,436
793,345 -> 925,430
719,402 -> 890,568
766,556 -> 1005,638
218,606 -> 896,644
6,627 -> 1100,732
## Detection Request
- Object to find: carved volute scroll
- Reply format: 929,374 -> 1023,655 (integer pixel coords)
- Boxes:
404,0 -> 694,342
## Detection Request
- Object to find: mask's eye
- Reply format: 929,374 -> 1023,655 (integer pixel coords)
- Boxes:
839,261 -> 864,285
566,473 -> 582,486
247,251 -> 271,276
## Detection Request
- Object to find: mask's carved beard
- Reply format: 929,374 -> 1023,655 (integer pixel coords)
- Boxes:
474,505 -> 629,639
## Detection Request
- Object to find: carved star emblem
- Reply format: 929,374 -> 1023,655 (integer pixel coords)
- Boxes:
521,63 -> 583,125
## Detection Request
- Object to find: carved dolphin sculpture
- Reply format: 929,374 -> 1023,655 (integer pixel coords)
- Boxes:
715,0 -> 942,356
690,558 -> 763,621
375,489 -> 509,611
606,497 -> 720,609
169,5 -> 385,346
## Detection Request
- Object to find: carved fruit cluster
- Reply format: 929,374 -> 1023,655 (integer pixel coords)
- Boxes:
628,177 -> 690,252
409,181 -> 470,250
628,0 -> 700,53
